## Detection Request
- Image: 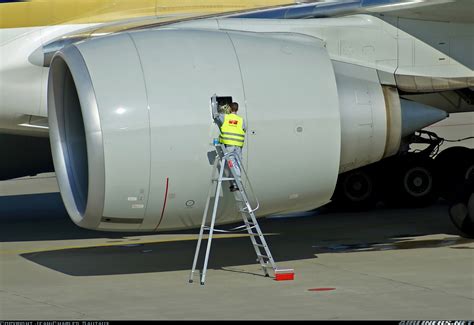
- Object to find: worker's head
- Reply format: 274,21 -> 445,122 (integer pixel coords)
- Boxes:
230,102 -> 239,113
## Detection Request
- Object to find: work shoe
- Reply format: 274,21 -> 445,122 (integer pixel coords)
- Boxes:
229,185 -> 239,192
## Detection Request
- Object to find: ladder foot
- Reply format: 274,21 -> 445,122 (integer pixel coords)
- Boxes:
189,280 -> 193,283
200,282 -> 205,286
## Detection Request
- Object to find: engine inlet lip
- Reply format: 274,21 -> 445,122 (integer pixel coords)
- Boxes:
48,45 -> 105,229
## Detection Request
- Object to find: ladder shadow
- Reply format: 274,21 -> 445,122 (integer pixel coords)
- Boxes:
18,202 -> 473,277
220,267 -> 271,278
19,234 -> 290,276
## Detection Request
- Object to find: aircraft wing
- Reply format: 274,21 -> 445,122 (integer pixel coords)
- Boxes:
232,0 -> 474,23
231,0 -> 474,75
362,0 -> 474,24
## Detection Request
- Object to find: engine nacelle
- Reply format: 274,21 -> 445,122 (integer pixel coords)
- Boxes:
48,29 -> 342,231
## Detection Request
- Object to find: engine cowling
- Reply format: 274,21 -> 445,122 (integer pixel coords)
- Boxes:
334,61 -> 402,174
48,29 -> 342,231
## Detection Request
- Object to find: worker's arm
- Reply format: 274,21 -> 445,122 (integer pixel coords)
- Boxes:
212,107 -> 224,127
211,97 -> 225,127
214,113 -> 225,127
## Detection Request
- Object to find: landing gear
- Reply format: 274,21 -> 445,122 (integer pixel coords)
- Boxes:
333,168 -> 377,210
331,131 -> 474,237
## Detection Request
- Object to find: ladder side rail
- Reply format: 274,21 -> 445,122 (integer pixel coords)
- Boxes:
223,157 -> 274,275
200,157 -> 226,285
236,188 -> 277,272
240,209 -> 271,277
189,157 -> 221,283
248,213 -> 278,270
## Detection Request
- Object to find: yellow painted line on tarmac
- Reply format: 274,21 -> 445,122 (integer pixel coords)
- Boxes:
0,233 -> 270,256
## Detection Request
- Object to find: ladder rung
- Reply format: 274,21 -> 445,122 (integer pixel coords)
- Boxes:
254,243 -> 265,248
257,254 -> 270,259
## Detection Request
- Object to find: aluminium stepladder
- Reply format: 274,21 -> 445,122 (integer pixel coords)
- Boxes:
189,143 -> 293,285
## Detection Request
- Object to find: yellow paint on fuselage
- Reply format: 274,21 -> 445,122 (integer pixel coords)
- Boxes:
0,0 -> 293,28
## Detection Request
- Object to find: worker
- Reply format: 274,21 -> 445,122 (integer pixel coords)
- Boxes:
212,101 -> 246,192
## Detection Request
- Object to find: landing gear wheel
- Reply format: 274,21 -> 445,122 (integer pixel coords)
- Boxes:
333,168 -> 377,211
387,156 -> 437,208
435,147 -> 474,202
449,193 -> 474,238
403,165 -> 434,200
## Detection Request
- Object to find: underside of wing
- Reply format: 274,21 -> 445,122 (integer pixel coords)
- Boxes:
364,0 -> 474,24
232,0 -> 474,23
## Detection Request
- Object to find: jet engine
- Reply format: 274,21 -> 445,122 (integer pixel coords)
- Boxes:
48,28 -> 446,232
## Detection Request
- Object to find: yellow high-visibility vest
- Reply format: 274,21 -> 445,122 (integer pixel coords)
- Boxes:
219,113 -> 245,147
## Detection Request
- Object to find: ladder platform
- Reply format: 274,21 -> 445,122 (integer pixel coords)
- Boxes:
275,269 -> 295,281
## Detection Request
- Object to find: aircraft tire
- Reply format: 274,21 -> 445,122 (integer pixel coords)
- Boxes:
333,168 -> 378,211
435,147 -> 474,202
449,192 -> 474,238
386,155 -> 438,208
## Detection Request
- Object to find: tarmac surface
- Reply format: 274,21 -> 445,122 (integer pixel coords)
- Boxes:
0,194 -> 473,320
